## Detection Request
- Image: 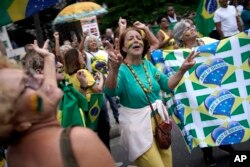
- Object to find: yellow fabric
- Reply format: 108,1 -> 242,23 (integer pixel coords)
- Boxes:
159,29 -> 175,50
8,0 -> 29,21
134,115 -> 173,167
65,69 -> 95,101
0,159 -> 5,167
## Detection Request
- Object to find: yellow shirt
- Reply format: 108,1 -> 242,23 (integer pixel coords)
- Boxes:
159,29 -> 175,50
65,69 -> 95,101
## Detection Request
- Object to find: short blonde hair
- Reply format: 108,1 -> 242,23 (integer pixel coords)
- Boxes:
0,57 -> 22,142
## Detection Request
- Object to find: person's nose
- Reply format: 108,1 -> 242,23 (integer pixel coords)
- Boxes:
56,61 -> 63,68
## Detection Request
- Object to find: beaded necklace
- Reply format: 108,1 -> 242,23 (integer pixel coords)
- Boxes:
124,60 -> 152,93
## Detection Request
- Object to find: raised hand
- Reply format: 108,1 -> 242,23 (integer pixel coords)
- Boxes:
53,32 -> 59,40
77,70 -> 88,88
133,21 -> 146,30
31,40 -> 53,57
42,39 -> 50,50
118,17 -> 127,35
82,31 -> 88,39
104,37 -> 123,71
118,17 -> 127,30
95,71 -> 104,83
180,51 -> 199,72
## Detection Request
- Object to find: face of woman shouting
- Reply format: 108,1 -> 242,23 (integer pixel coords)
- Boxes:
122,30 -> 144,59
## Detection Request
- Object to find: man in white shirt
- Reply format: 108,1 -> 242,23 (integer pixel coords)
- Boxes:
167,6 -> 181,23
213,0 -> 242,39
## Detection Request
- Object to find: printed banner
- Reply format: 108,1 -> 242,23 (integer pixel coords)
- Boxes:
151,32 -> 250,151
80,16 -> 100,38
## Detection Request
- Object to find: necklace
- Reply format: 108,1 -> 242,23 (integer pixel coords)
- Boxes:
124,60 -> 152,93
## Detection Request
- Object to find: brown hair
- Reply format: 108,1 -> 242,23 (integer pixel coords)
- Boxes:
119,27 -> 149,59
64,48 -> 82,75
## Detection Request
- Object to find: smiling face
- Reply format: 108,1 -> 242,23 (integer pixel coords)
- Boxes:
87,37 -> 98,52
182,22 -> 198,43
122,30 -> 144,58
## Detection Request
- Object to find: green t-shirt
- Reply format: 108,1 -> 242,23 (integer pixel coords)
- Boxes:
104,60 -> 171,108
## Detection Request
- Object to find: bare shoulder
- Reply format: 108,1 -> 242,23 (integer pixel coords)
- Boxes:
156,30 -> 162,37
70,127 -> 116,167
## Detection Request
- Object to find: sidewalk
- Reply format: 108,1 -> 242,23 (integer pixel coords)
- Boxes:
108,104 -> 250,167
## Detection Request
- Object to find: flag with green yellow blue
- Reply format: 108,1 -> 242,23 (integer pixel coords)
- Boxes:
151,32 -> 250,152
194,0 -> 220,37
0,0 -> 59,26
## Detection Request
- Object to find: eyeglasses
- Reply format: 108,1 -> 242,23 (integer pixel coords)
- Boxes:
183,25 -> 196,33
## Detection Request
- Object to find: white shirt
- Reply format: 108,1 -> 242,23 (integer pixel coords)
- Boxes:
168,14 -> 177,23
213,5 -> 239,37
85,49 -> 108,73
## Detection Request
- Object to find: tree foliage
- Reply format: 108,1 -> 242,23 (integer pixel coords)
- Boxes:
95,0 -> 199,33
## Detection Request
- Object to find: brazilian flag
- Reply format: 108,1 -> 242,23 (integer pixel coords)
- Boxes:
0,0 -> 59,26
194,0 -> 220,36
85,93 -> 104,131
58,80 -> 88,128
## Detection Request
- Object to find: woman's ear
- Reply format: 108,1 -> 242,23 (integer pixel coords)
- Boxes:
15,122 -> 32,132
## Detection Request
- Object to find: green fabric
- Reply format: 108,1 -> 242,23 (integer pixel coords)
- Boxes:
194,0 -> 220,36
169,22 -> 177,31
104,60 -> 170,109
150,25 -> 160,36
0,0 -> 13,26
85,93 -> 104,130
58,80 -> 88,128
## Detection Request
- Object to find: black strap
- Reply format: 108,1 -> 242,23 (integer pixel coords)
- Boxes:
60,128 -> 78,167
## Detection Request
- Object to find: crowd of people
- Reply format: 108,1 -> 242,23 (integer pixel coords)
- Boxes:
0,0 -> 249,167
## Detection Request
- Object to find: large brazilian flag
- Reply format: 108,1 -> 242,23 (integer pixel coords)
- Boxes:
151,32 -> 250,152
194,0 -> 220,36
0,0 -> 59,26
58,81 -> 88,128
57,81 -> 103,131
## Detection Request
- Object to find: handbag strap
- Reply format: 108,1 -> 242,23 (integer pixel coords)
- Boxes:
144,91 -> 160,125
60,127 -> 79,167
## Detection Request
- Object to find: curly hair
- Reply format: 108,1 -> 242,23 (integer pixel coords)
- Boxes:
0,57 -> 22,143
22,51 -> 44,71
84,35 -> 100,52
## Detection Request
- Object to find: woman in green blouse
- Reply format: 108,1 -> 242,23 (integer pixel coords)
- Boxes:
104,21 -> 198,167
